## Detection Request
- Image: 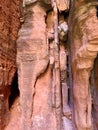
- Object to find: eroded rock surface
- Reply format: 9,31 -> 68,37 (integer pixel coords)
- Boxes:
16,1 -> 69,130
17,2 -> 53,130
69,1 -> 98,130
1,0 -> 98,130
0,0 -> 22,129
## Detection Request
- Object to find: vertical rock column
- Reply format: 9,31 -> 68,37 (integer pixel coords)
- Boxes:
46,10 -> 62,130
69,1 -> 98,130
17,2 -> 49,130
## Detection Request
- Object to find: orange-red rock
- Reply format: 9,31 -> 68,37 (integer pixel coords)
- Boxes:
1,1 -> 98,130
0,0 -> 21,129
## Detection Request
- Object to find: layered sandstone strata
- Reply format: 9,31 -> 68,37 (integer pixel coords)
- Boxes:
69,1 -> 98,130
0,0 -> 21,129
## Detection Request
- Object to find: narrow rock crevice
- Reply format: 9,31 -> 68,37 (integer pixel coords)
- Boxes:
8,71 -> 20,109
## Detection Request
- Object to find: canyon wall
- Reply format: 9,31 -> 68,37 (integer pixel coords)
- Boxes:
69,0 -> 98,130
0,0 -> 98,130
0,0 -> 22,129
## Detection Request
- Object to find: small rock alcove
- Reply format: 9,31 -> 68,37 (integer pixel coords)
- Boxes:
8,71 -> 20,109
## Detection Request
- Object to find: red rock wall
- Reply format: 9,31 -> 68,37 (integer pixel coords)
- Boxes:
0,0 -> 22,129
17,2 -> 53,130
69,0 -> 98,130
1,0 -> 98,130
16,1 -> 67,130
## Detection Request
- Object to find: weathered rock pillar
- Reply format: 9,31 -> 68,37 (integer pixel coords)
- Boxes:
17,1 -> 57,130
69,1 -> 98,130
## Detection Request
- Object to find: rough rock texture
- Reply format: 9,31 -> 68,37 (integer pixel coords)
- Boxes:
69,0 -> 98,130
1,0 -> 98,130
56,0 -> 69,11
17,2 -> 56,130
16,1 -> 69,130
0,0 -> 21,129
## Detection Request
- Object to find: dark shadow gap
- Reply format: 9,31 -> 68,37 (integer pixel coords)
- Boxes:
96,5 -> 98,17
90,54 -> 98,129
9,71 -> 20,109
67,54 -> 72,106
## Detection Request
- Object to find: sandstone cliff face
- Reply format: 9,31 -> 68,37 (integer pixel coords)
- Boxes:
0,0 -> 22,129
17,2 -> 51,130
0,0 -> 98,130
69,1 -> 98,130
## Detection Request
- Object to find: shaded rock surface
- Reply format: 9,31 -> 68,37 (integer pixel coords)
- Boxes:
69,1 -> 98,130
0,0 -> 22,129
